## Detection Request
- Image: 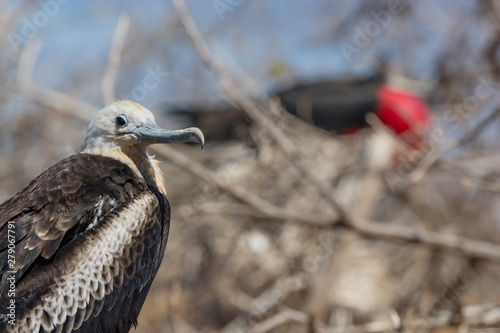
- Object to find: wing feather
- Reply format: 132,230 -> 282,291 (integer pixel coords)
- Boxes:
0,154 -> 171,332
0,153 -> 148,294
1,191 -> 170,332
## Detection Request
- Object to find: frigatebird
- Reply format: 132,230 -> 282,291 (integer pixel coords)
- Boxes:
171,78 -> 430,148
0,101 -> 204,332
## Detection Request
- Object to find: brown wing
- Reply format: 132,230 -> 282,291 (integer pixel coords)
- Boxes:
6,191 -> 170,333
0,153 -> 149,294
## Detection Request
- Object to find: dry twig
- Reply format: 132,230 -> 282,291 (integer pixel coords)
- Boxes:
170,0 -> 352,225
406,107 -> 500,185
102,13 -> 130,105
13,81 -> 500,263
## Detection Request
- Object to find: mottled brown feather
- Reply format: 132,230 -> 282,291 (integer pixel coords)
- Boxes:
0,153 -> 170,333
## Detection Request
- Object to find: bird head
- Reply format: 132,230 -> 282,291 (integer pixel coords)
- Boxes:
83,101 -> 204,194
84,101 -> 204,151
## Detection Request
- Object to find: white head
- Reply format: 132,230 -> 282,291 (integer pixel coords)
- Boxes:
83,101 -> 204,194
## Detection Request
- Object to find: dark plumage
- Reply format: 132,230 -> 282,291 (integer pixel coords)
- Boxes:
170,77 -> 430,147
0,101 -> 204,332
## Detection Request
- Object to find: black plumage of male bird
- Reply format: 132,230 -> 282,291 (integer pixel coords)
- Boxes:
0,101 -> 204,333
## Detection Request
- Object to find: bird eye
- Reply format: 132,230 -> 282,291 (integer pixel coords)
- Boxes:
116,114 -> 129,127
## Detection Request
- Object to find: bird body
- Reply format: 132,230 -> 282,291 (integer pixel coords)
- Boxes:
0,101 -> 204,332
174,79 -> 430,148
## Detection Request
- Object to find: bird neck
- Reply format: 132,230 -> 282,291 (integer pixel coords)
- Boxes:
83,143 -> 166,196
124,146 -> 167,196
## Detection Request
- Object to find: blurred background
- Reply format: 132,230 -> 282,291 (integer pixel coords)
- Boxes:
2,1 -> 500,332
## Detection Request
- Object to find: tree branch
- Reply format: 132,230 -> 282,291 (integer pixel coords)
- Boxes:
170,0 -> 353,225
102,13 -> 130,105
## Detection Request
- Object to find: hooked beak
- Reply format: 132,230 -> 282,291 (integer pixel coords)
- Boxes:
133,123 -> 205,148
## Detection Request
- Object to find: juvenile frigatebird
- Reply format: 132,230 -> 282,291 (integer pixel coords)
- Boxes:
0,101 -> 204,332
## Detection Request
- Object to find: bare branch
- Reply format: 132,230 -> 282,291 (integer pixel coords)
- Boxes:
406,107 -> 500,185
440,160 -> 500,192
102,13 -> 130,105
16,83 -> 500,263
317,320 -> 399,333
12,81 -> 334,226
11,82 -> 97,122
354,220 -> 500,261
223,276 -> 306,333
154,144 -> 335,225
17,38 -> 43,83
170,0 -> 353,225
252,307 -> 310,333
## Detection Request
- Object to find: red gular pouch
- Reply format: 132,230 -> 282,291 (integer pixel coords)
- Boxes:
375,84 -> 431,152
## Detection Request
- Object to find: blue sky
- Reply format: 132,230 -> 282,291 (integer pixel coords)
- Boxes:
2,0 -> 488,110
3,1 -> 367,106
